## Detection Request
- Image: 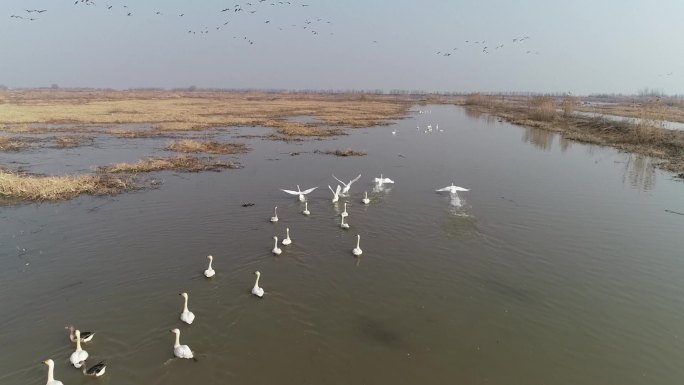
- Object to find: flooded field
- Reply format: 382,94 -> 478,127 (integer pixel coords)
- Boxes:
1,105 -> 683,385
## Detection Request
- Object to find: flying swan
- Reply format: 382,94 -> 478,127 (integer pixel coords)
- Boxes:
328,185 -> 341,203
281,185 -> 318,202
332,174 -> 361,195
374,174 -> 395,185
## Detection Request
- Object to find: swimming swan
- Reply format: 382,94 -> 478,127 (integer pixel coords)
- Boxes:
302,201 -> 310,215
170,328 -> 194,359
332,174 -> 361,195
340,202 -> 348,218
352,234 -> 363,256
328,184 -> 341,203
79,360 -> 107,377
252,271 -> 264,297
281,185 -> 318,202
362,191 -> 370,205
340,215 -> 349,229
179,292 -> 195,325
272,236 -> 282,255
70,330 -> 88,368
42,359 -> 64,385
282,228 -> 292,245
374,174 -> 394,185
270,206 -> 279,223
204,255 -> 215,278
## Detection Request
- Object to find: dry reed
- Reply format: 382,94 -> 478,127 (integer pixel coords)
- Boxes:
315,148 -> 367,157
165,139 -> 249,154
101,156 -> 240,173
0,169 -> 133,201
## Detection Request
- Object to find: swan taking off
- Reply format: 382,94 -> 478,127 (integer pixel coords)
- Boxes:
340,215 -> 349,229
374,174 -> 395,185
352,234 -> 363,256
179,292 -> 195,324
362,191 -> 370,205
333,174 -> 362,195
302,201 -> 310,215
282,228 -> 292,245
272,236 -> 282,255
270,206 -> 279,223
340,202 -> 348,218
436,183 -> 469,194
42,359 -> 64,385
66,325 -> 94,343
79,360 -> 107,377
328,184 -> 341,203
70,330 -> 88,368
170,328 -> 194,359
252,271 -> 264,297
204,255 -> 215,278
281,185 -> 318,202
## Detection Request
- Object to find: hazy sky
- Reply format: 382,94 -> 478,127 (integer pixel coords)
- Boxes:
1,0 -> 683,94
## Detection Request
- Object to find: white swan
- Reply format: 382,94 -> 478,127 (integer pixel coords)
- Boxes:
42,359 -> 64,385
352,234 -> 363,256
204,255 -> 215,278
362,191 -> 370,205
333,174 -> 362,195
391,129 -> 396,135
436,183 -> 469,194
170,328 -> 194,359
281,185 -> 318,202
373,174 -> 395,185
66,325 -> 94,343
179,292 -> 195,325
272,236 -> 282,255
282,228 -> 292,245
302,201 -> 310,215
340,202 -> 348,218
270,206 -> 278,223
79,360 -> 107,377
340,215 -> 349,229
328,184 -> 341,203
252,271 -> 264,297
69,330 -> 88,368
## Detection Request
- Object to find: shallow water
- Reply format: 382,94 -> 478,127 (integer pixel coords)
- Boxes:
574,110 -> 684,130
1,105 -> 684,385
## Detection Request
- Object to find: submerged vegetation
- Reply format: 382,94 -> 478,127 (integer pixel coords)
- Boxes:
461,94 -> 684,173
101,156 -> 240,173
315,148 -> 367,157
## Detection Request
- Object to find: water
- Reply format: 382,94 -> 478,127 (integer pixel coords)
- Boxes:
1,105 -> 683,385
574,110 -> 684,131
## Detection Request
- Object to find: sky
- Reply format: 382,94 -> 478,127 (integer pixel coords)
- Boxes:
1,0 -> 683,95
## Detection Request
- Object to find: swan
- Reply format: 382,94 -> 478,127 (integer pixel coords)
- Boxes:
282,228 -> 292,245
270,206 -> 278,223
204,255 -> 215,278
79,360 -> 107,377
179,292 -> 195,325
328,184 -> 341,203
66,325 -> 94,343
170,328 -> 194,359
252,271 -> 264,297
42,359 -> 64,385
340,215 -> 349,229
272,236 -> 282,255
362,191 -> 370,205
373,174 -> 395,185
302,201 -> 310,215
391,129 -> 396,135
340,202 -> 348,218
332,174 -> 361,195
352,234 -> 363,256
281,185 -> 318,202
436,184 -> 469,194
69,330 -> 88,368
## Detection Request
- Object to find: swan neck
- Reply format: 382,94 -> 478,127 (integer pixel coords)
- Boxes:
183,295 -> 189,312
286,228 -> 290,237
75,333 -> 82,351
174,331 -> 181,348
208,258 -> 213,269
255,274 -> 261,287
356,236 -> 360,248
47,362 -> 55,382
274,237 -> 278,247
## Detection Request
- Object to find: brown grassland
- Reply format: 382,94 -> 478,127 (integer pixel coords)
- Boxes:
0,169 -> 134,201
100,156 -> 241,173
165,139 -> 249,154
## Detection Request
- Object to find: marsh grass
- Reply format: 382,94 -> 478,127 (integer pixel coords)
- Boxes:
101,156 -> 240,173
53,135 -> 94,148
315,148 -> 367,157
166,139 -> 249,154
0,136 -> 29,151
529,96 -> 557,121
0,169 -> 133,201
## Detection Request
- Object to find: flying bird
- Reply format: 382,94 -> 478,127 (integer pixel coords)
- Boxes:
281,185 -> 318,202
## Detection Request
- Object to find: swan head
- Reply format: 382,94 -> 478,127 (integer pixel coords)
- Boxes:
255,271 -> 261,277
207,255 -> 213,261
180,292 -> 188,299
43,359 -> 54,366
75,329 -> 81,338
273,236 -> 278,241
170,328 -> 180,335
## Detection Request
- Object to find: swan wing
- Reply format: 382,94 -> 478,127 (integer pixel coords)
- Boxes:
332,174 -> 346,186
349,174 -> 362,185
453,186 -> 469,192
335,185 -> 342,195
436,186 -> 452,192
384,178 -> 395,183
281,189 -> 300,195
300,186 -> 318,195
